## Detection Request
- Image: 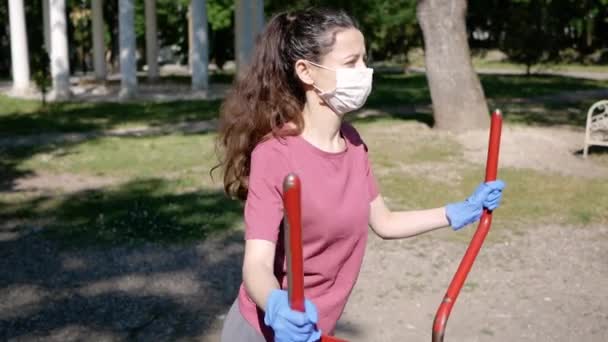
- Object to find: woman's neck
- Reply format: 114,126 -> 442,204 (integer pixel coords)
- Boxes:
300,99 -> 345,153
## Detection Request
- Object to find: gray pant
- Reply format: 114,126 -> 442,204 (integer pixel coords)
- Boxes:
220,300 -> 268,342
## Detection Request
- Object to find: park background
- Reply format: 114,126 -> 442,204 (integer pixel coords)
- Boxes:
1,1 -> 607,341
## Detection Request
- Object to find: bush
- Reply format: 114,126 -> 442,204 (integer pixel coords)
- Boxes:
558,48 -> 580,64
583,49 -> 608,65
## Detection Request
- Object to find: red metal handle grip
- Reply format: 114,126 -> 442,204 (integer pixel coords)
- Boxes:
283,173 -> 349,342
432,110 -> 503,342
283,173 -> 305,312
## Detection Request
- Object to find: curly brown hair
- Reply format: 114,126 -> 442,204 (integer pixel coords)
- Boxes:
213,8 -> 358,201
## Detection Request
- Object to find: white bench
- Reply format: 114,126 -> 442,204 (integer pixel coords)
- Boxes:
583,100 -> 608,158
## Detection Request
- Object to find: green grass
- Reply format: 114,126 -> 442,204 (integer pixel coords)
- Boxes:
2,119 -> 607,247
19,134 -> 219,179
472,59 -> 608,73
2,72 -> 607,135
0,131 -> 234,247
1,72 -> 607,247
367,73 -> 608,106
356,119 -> 462,166
376,160 -> 608,243
366,73 -> 431,107
0,96 -> 222,135
353,119 -> 608,242
488,99 -> 594,127
0,178 -> 243,247
479,74 -> 608,99
408,57 -> 608,73
362,73 -> 607,128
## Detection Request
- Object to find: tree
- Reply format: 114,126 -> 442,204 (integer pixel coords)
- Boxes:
417,0 -> 489,131
501,3 -> 544,74
468,0 -> 608,70
31,50 -> 51,106
266,0 -> 420,64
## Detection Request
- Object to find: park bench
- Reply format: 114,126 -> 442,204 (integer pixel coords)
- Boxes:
583,100 -> 608,158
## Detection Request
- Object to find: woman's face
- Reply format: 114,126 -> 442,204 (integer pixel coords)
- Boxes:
299,27 -> 367,92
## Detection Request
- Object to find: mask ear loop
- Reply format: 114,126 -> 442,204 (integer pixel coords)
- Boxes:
307,60 -> 334,71
306,60 -> 337,95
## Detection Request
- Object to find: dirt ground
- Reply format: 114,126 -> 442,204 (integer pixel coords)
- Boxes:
335,224 -> 608,342
2,122 -> 607,341
456,124 -> 608,178
2,222 -> 606,342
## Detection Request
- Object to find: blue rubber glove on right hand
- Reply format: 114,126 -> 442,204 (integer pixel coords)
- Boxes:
264,289 -> 322,342
445,180 -> 506,230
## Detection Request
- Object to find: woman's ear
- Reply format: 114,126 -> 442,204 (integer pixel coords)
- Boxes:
295,59 -> 315,86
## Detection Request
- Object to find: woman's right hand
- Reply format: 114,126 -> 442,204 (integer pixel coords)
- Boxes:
264,289 -> 322,342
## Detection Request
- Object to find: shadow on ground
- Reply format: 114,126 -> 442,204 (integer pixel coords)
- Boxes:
1,177 -> 243,247
0,176 -> 247,341
0,178 -> 363,341
0,99 -> 223,136
0,229 -> 244,341
574,145 -> 608,156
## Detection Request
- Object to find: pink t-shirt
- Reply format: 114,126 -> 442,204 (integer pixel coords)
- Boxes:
237,122 -> 379,339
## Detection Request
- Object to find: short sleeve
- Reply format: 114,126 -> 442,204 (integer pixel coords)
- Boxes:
244,144 -> 289,242
365,148 -> 380,202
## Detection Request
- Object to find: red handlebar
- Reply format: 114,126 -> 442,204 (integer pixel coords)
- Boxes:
432,110 -> 503,342
283,174 -> 348,342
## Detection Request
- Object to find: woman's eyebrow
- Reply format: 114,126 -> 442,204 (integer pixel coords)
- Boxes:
344,53 -> 366,60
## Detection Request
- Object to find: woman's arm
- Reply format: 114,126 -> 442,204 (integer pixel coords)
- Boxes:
369,195 -> 449,239
242,239 -> 281,310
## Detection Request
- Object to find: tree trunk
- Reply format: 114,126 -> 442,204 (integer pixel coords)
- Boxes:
417,0 -> 489,131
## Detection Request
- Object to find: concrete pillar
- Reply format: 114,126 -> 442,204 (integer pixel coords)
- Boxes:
8,0 -> 30,94
50,0 -> 71,100
91,0 -> 106,81
190,0 -> 208,90
42,0 -> 51,52
119,0 -> 137,99
235,0 -> 264,73
145,0 -> 159,80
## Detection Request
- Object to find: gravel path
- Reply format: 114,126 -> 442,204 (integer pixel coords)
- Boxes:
337,224 -> 608,342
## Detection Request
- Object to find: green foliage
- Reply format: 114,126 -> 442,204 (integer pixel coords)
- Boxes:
502,1 -> 553,74
3,0 -> 608,79
266,0 -> 419,63
207,0 -> 234,31
31,50 -> 51,106
131,0 -> 233,66
468,0 -> 608,69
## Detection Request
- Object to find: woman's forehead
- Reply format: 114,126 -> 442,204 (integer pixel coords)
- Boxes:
325,28 -> 366,59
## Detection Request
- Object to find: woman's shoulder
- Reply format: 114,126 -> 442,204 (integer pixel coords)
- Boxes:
341,122 -> 369,152
252,134 -> 292,161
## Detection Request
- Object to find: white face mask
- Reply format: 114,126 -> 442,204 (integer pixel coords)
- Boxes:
308,61 -> 374,115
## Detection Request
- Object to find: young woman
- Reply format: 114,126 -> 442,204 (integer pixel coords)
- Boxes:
216,8 -> 505,342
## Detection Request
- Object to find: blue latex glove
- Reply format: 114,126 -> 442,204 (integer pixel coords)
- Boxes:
445,180 -> 506,230
264,289 -> 322,342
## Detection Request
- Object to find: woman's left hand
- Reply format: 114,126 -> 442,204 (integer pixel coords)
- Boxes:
445,180 -> 506,230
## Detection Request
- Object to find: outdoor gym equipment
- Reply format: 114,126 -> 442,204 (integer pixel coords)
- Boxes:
283,174 -> 347,342
432,109 -> 503,342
